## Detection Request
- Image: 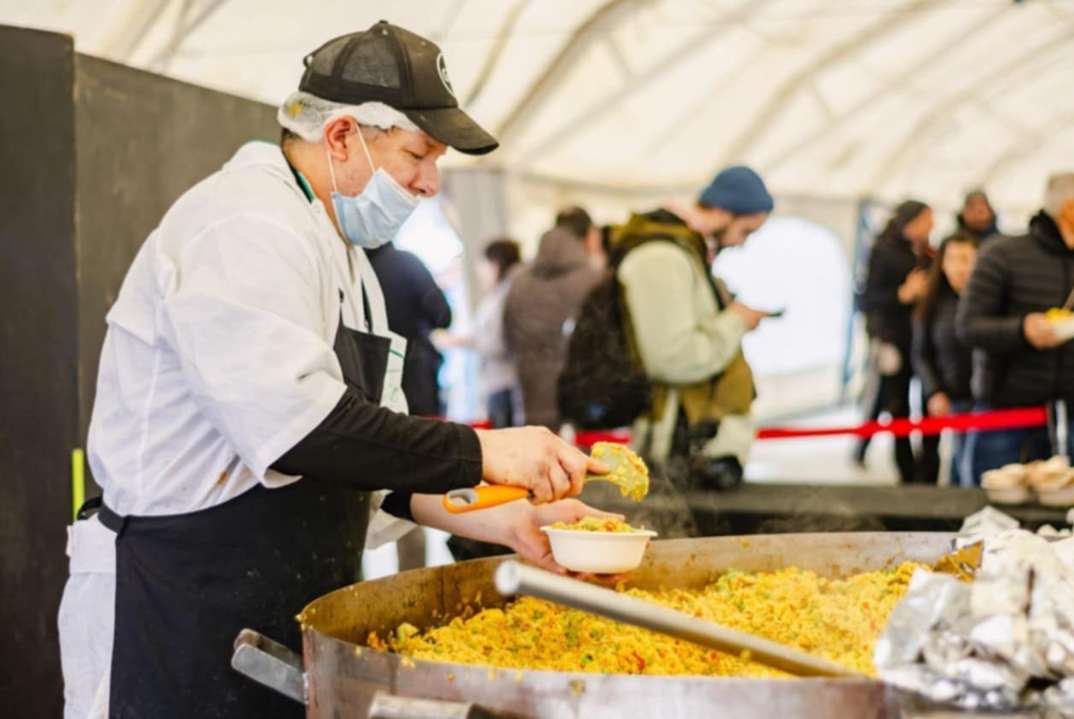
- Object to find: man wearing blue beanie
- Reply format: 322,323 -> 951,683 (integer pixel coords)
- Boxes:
562,165 -> 773,501
699,165 -> 776,221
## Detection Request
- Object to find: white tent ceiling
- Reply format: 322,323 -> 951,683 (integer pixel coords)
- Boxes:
5,0 -> 1074,212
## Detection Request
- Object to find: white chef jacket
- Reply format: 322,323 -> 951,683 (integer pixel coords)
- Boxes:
59,141 -> 414,719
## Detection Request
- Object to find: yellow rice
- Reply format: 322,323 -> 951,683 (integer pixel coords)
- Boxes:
369,562 -> 922,677
548,517 -> 643,533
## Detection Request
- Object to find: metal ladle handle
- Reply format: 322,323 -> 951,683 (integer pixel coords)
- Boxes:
231,629 -> 306,704
369,692 -> 512,719
494,561 -> 863,679
231,631 -> 511,718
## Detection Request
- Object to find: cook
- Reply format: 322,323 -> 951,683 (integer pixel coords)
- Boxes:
58,21 -> 613,719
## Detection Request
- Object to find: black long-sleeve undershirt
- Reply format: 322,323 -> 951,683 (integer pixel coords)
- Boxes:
271,390 -> 482,518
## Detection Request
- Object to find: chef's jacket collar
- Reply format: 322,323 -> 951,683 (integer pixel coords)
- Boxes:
233,140 -> 314,202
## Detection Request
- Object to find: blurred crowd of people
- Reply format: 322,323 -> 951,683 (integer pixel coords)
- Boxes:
466,167 -> 776,493
856,174 -> 1074,487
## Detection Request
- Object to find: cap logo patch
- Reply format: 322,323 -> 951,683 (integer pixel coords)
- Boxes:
436,53 -> 456,99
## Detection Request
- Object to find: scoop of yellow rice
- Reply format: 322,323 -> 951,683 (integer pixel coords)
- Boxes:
548,517 -> 643,533
369,562 -> 922,677
1047,307 -> 1073,322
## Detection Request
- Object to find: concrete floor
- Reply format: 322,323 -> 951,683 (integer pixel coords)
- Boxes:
746,406 -> 902,486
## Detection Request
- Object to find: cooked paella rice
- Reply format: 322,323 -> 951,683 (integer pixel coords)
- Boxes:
590,442 -> 649,501
547,517 -> 644,533
369,562 -> 923,677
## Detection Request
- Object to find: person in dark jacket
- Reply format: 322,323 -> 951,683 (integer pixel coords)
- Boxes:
504,207 -> 604,428
912,233 -> 979,486
958,173 -> 1074,477
367,242 -> 453,417
956,189 -> 999,243
367,242 -> 455,571
856,200 -> 940,484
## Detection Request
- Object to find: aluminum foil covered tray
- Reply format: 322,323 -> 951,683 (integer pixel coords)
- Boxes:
876,510 -> 1074,716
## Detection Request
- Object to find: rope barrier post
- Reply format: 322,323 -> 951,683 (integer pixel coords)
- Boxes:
1057,400 -> 1069,462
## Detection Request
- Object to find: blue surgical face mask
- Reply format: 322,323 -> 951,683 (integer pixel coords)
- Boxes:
325,130 -> 419,249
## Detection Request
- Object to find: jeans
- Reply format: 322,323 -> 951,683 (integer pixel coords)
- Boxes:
487,389 -> 518,429
949,400 -> 973,487
967,404 -> 1072,485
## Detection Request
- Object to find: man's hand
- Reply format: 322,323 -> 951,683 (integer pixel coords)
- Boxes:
507,499 -> 625,574
927,392 -> 951,417
430,328 -> 465,350
898,269 -> 928,305
1024,313 -> 1064,349
728,302 -> 768,331
474,427 -> 608,504
410,495 -> 624,576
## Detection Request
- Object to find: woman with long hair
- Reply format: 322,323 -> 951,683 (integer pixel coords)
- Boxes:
912,233 -> 979,485
856,200 -> 939,483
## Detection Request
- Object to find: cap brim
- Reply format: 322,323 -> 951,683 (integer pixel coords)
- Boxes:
404,106 -> 499,156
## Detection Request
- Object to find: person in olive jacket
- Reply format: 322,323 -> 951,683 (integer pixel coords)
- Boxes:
912,234 -> 979,486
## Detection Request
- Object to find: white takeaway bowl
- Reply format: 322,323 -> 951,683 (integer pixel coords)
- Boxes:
540,526 -> 658,574
1037,485 -> 1074,507
985,486 -> 1032,505
1051,317 -> 1074,342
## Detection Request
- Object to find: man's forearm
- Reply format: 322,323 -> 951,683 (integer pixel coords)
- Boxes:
409,493 -> 522,548
960,315 -> 1026,353
271,391 -> 482,493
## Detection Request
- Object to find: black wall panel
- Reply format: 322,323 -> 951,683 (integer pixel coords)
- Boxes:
75,56 -> 279,445
0,24 -> 277,715
0,26 -> 79,719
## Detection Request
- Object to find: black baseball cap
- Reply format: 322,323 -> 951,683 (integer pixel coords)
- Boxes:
299,21 -> 498,155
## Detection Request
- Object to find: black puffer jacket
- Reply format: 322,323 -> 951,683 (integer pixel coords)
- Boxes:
859,234 -> 931,352
913,286 -> 973,402
957,212 -> 1074,407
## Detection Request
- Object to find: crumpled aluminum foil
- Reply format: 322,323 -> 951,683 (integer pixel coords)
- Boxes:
876,514 -> 1074,715
959,506 -> 1021,536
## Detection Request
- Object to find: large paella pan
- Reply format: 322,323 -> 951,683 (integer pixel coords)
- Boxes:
234,532 -> 957,718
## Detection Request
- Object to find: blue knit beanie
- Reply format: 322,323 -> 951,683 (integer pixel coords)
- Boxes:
698,165 -> 774,215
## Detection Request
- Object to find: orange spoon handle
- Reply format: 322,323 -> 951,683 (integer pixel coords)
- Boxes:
442,485 -> 531,513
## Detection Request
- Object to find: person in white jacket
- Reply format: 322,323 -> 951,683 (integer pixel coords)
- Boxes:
59,21 -> 612,719
473,238 -> 525,427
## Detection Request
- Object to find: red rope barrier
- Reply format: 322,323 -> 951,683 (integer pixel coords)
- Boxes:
467,407 -> 1049,448
573,430 -> 632,449
754,407 -> 1048,441
574,407 -> 1048,447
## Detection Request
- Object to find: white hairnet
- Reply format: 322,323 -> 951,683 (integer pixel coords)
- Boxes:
277,90 -> 421,142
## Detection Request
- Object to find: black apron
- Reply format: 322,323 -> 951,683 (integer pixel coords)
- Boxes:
100,313 -> 388,719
